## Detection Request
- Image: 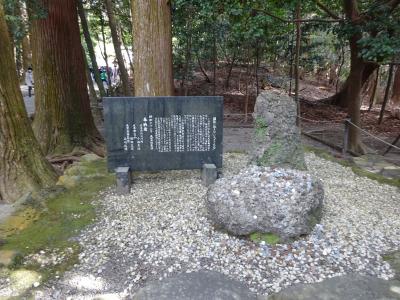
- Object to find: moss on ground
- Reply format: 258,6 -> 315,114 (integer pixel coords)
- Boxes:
303,145 -> 400,188
0,159 -> 114,282
249,232 -> 281,245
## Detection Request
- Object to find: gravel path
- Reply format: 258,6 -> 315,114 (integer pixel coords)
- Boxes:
36,153 -> 400,299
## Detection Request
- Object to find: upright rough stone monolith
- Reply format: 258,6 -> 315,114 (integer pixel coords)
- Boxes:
252,90 -> 306,170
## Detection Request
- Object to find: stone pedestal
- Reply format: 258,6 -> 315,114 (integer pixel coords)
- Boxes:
116,167 -> 131,194
202,164 -> 217,186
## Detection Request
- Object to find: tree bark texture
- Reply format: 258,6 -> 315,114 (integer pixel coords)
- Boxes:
105,0 -> 132,96
131,0 -> 174,96
343,0 -> 366,154
77,0 -> 106,98
30,0 -> 103,155
325,62 -> 378,108
0,3 -> 56,203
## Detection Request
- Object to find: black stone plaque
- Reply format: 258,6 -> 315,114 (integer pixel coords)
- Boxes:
103,96 -> 223,171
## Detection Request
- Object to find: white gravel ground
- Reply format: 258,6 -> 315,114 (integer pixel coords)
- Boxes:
36,153 -> 400,299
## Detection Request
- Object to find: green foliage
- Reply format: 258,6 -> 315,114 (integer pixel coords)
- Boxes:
336,2 -> 400,63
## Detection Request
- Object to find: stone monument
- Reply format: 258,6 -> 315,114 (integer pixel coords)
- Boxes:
252,90 -> 306,170
206,90 -> 323,241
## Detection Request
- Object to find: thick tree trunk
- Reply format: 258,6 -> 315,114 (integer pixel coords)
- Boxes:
325,62 -> 379,107
77,0 -> 106,98
0,3 -> 56,203
347,58 -> 365,154
30,0 -> 104,156
131,0 -> 174,96
105,0 -> 132,96
344,0 -> 366,154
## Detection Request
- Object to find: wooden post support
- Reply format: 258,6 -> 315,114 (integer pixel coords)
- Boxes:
116,167 -> 131,194
342,118 -> 350,156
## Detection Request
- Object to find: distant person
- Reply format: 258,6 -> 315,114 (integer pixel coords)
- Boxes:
25,67 -> 34,97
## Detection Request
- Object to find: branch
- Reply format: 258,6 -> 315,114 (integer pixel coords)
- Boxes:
294,18 -> 343,23
252,9 -> 343,23
252,8 -> 288,22
313,0 -> 341,20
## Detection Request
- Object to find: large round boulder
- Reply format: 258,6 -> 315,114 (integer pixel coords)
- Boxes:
206,166 -> 323,240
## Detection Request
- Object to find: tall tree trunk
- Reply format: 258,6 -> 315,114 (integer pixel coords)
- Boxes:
30,0 -> 104,156
105,0 -> 132,96
344,0 -> 366,154
0,3 -> 56,203
323,62 -> 379,107
347,58 -> 365,154
368,67 -> 380,111
378,63 -> 395,124
131,0 -> 174,96
77,0 -> 106,98
336,45 -> 345,93
391,66 -> 400,114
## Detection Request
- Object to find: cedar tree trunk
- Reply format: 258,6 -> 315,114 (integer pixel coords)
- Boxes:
132,0 -> 174,96
31,0 -> 103,156
0,3 -> 56,203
